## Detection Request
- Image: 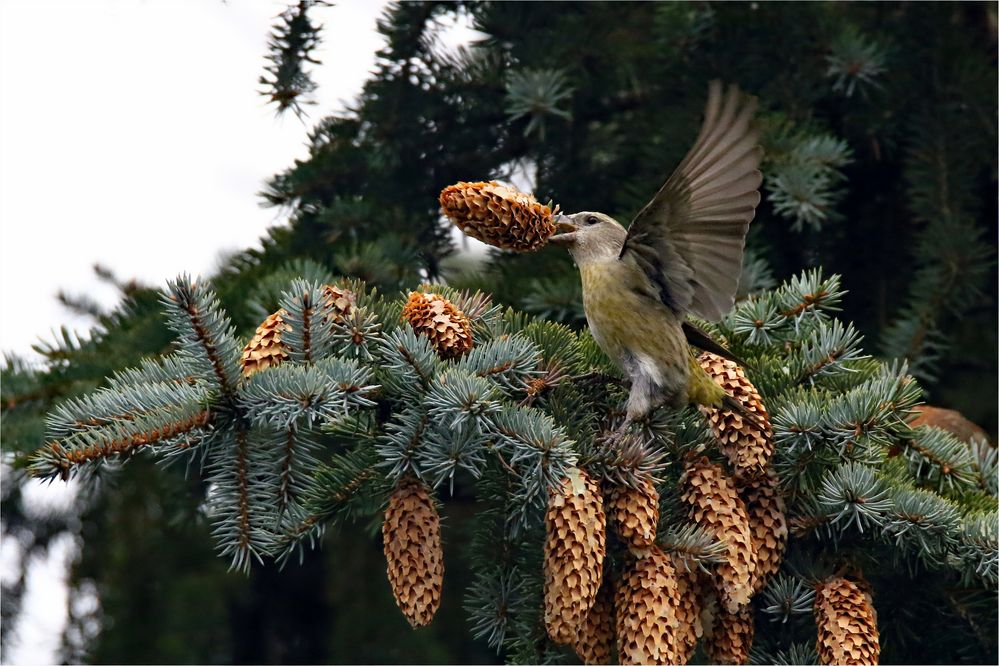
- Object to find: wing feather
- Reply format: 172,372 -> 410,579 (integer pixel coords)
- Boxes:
620,81 -> 763,322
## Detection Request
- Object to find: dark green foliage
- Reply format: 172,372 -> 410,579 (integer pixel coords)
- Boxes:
260,0 -> 329,118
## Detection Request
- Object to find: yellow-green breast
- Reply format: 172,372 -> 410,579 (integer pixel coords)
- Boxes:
579,260 -> 726,408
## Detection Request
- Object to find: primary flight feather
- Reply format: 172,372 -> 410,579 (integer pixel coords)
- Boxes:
548,80 -> 763,423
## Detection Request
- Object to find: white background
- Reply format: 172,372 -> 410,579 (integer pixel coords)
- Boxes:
0,0 -> 387,360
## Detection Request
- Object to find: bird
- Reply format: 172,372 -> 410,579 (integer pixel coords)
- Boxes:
548,80 -> 763,428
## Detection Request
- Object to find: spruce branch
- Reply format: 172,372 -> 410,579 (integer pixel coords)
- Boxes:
902,426 -> 979,494
239,358 -> 377,430
31,405 -> 211,481
879,109 -> 995,380
426,370 -> 502,428
456,335 -> 541,396
763,118 -> 853,231
377,327 -> 442,400
105,354 -> 199,391
777,270 -> 846,321
658,522 -> 726,571
955,512 -> 998,587
884,486 -> 962,566
259,0 -> 329,118
162,276 -> 242,400
759,574 -> 816,623
376,406 -> 430,482
751,642 -> 819,666
825,26 -> 889,98
816,462 -> 893,534
968,438 -> 998,497
45,379 -> 211,439
331,306 -> 383,361
275,448 -> 386,562
465,565 -> 532,652
504,68 -> 573,139
278,279 -> 338,364
482,404 -> 578,522
796,319 -> 867,383
206,427 -> 274,574
579,428 -> 667,487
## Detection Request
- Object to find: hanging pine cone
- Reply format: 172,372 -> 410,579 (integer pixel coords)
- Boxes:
439,180 -> 556,252
673,560 -> 704,665
697,351 -> 773,481
738,467 -> 788,593
815,576 -> 880,665
615,546 -> 680,666
702,593 -> 755,665
606,478 -> 660,549
401,291 -> 474,359
544,467 -> 606,644
573,576 -> 615,665
680,456 -> 756,613
241,309 -> 291,377
382,477 -> 444,628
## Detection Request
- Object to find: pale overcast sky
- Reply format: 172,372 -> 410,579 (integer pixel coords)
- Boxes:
1,1 -> 398,662
0,0 -> 389,360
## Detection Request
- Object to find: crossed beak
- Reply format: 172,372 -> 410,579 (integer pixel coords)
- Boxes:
548,214 -> 578,246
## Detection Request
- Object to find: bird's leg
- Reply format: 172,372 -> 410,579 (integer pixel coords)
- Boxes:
598,413 -> 635,449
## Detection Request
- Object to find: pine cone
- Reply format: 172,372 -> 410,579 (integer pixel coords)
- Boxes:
544,467 -> 606,644
322,283 -> 356,321
615,546 -> 680,665
241,309 -> 291,377
702,593 -> 755,665
401,291 -> 473,359
680,456 -> 756,613
697,352 -> 773,481
815,577 -> 880,665
573,577 -> 615,665
738,467 -> 788,593
606,478 -> 660,549
673,560 -> 704,665
382,477 -> 444,628
439,181 -> 556,252
241,283 -> 356,378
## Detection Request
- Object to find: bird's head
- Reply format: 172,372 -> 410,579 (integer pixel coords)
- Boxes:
548,212 -> 628,265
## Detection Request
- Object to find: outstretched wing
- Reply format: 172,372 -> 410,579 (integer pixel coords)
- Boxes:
620,81 -> 763,322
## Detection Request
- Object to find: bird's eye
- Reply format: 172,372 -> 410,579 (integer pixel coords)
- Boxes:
586,215 -> 599,226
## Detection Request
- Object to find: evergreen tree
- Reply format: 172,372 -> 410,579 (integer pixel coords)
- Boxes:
20,269 -> 999,664
2,2 -> 995,663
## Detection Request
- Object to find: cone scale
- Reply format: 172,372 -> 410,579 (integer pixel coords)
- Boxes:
606,477 -> 660,549
815,576 -> 880,665
738,467 -> 788,593
401,291 -> 474,359
382,477 -> 444,628
697,351 -> 773,481
615,547 -> 681,666
543,467 -> 607,644
680,456 -> 756,614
